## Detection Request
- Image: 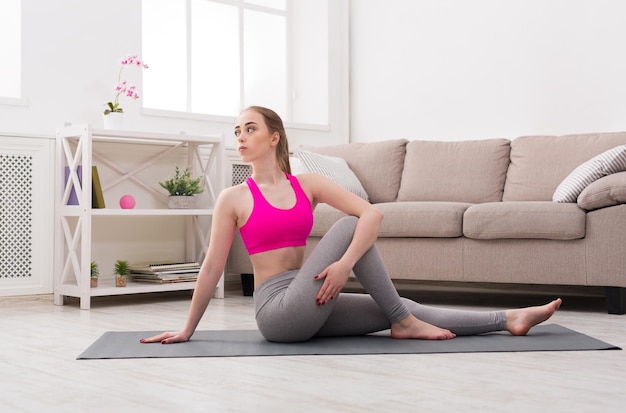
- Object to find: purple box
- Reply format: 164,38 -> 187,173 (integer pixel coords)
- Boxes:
64,165 -> 82,205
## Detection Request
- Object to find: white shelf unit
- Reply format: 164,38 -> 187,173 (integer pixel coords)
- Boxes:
54,124 -> 224,309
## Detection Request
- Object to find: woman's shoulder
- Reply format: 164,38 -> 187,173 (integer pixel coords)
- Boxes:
291,172 -> 341,205
217,183 -> 250,205
223,182 -> 250,195
292,172 -> 334,188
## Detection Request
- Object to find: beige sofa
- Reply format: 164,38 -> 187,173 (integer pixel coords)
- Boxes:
227,132 -> 626,314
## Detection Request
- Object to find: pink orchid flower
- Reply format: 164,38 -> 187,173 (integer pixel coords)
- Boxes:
104,54 -> 148,115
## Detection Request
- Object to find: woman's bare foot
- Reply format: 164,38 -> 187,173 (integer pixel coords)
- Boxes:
506,298 -> 562,336
391,314 -> 456,340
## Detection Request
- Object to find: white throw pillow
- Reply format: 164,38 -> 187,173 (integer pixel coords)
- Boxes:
296,148 -> 369,201
553,145 -> 626,203
289,156 -> 307,175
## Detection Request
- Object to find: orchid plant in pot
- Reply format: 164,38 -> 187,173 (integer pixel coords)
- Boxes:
103,54 -> 148,129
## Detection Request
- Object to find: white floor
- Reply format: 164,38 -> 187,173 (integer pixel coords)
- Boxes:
2,280 -> 625,413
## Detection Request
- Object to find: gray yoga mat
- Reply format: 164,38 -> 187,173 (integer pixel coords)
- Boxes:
77,324 -> 620,360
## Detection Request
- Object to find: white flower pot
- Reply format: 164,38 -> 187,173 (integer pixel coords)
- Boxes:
103,112 -> 125,130
168,196 -> 196,209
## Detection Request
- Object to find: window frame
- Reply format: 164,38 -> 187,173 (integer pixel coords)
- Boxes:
0,0 -> 27,107
141,0 -> 340,131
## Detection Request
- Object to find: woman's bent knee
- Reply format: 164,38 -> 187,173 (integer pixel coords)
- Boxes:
332,215 -> 358,234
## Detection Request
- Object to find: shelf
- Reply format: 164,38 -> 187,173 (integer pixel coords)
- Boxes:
90,128 -> 221,145
54,124 -> 225,309
57,207 -> 216,216
91,208 -> 216,216
58,279 -> 197,297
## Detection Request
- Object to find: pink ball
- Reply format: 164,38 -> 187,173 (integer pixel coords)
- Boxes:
119,194 -> 136,209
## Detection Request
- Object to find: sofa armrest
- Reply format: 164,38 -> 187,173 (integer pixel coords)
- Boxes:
578,171 -> 626,210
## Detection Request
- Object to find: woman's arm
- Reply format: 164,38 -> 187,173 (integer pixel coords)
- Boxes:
299,173 -> 383,304
140,188 -> 238,344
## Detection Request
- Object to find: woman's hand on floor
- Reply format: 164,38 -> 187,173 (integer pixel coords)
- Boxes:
140,331 -> 191,344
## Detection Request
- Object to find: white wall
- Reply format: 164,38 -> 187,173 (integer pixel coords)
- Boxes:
349,0 -> 626,142
0,0 -> 349,149
5,1 -> 625,146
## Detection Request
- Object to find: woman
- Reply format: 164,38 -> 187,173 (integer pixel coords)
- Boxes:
142,106 -> 561,344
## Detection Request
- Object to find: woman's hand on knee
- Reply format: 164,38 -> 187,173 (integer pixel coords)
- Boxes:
314,261 -> 351,305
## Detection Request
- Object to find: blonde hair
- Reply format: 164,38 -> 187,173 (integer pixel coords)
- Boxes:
244,106 -> 291,175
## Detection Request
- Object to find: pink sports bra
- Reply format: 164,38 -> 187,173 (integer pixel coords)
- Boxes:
239,174 -> 314,255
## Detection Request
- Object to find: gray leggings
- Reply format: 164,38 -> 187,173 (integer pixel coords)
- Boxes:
254,216 -> 507,342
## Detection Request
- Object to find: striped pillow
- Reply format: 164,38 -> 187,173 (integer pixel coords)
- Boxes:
553,145 -> 626,203
296,149 -> 369,201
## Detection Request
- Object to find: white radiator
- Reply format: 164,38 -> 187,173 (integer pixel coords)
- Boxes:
231,162 -> 252,186
226,149 -> 252,186
0,135 -> 53,296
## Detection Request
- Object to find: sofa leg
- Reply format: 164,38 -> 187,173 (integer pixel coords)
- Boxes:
241,273 -> 254,297
605,287 -> 626,315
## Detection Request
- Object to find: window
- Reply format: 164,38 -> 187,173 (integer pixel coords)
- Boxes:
0,0 -> 21,101
142,0 -> 328,126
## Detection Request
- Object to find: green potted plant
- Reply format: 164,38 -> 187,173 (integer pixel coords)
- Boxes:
114,259 -> 130,287
90,261 -> 99,288
159,166 -> 204,209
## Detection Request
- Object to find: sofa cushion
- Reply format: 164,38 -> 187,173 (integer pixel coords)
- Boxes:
309,204 -> 348,237
397,139 -> 510,203
577,171 -> 626,211
310,202 -> 471,238
300,139 -> 408,203
296,149 -> 369,200
503,132 -> 626,201
553,145 -> 626,203
463,202 -> 586,240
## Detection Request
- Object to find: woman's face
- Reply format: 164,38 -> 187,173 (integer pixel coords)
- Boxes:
234,110 -> 277,162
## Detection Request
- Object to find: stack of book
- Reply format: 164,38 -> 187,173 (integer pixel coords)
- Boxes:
129,261 -> 201,283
